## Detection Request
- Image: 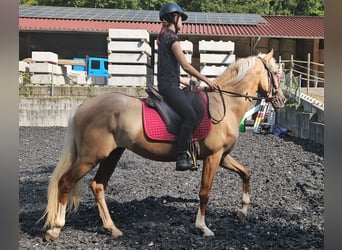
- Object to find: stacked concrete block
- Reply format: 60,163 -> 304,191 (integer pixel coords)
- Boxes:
29,51 -> 69,85
153,40 -> 193,86
67,70 -> 87,85
57,64 -> 89,85
199,40 -> 235,85
61,60 -> 88,85
19,61 -> 30,84
107,29 -> 152,86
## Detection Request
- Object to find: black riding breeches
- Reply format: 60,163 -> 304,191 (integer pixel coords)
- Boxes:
160,86 -> 197,152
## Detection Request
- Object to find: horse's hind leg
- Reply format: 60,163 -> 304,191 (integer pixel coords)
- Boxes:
45,158 -> 96,241
90,147 -> 125,239
220,154 -> 251,222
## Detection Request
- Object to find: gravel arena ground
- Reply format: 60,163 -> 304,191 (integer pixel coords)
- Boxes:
19,126 -> 324,250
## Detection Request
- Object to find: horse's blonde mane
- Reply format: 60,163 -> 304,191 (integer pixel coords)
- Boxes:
215,55 -> 257,87
215,52 -> 277,87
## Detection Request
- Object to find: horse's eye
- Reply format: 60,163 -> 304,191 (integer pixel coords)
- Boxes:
274,70 -> 281,76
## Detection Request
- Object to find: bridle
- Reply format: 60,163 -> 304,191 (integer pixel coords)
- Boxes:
258,57 -> 281,100
204,57 -> 280,124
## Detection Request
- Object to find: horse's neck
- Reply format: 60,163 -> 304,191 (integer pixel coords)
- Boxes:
216,57 -> 262,123
223,79 -> 259,123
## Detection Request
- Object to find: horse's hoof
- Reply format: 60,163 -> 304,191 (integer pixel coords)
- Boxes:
45,229 -> 59,241
104,225 -> 123,239
200,227 -> 215,237
203,231 -> 215,237
111,229 -> 123,239
236,210 -> 247,223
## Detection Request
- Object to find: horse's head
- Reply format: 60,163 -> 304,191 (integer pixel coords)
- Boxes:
257,50 -> 286,109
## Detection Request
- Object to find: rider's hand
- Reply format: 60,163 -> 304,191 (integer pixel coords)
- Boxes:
207,80 -> 218,90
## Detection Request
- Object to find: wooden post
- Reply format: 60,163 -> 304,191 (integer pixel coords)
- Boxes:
290,54 -> 293,90
298,74 -> 302,106
307,53 -> 310,95
278,55 -> 283,88
313,39 -> 319,87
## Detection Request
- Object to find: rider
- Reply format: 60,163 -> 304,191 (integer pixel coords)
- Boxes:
157,2 -> 217,171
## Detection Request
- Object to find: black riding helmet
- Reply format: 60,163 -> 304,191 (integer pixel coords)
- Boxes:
159,2 -> 188,22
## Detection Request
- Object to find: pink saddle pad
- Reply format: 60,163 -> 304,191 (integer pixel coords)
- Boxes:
142,94 -> 211,142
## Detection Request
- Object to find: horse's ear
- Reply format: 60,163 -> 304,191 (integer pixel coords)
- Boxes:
263,49 -> 274,62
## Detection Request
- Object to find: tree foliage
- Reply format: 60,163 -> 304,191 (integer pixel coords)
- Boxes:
19,0 -> 324,16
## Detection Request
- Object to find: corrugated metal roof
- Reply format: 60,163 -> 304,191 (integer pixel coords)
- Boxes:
19,15 -> 324,39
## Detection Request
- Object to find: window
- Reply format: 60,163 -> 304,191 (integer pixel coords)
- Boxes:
91,60 -> 100,69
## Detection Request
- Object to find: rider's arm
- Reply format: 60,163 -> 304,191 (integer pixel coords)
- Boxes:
172,41 -> 217,89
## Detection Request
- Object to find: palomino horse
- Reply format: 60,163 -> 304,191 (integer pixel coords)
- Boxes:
40,50 -> 286,240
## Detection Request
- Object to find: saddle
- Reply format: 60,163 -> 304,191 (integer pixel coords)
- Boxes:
145,84 -> 204,135
144,84 -> 208,170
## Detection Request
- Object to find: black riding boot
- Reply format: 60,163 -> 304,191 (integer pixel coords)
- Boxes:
176,151 -> 192,171
176,124 -> 193,171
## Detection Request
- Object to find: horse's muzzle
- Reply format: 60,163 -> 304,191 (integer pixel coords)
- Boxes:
271,90 -> 286,109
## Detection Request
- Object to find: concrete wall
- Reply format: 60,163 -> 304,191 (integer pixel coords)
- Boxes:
276,106 -> 324,145
19,85 -> 147,127
19,97 -> 84,127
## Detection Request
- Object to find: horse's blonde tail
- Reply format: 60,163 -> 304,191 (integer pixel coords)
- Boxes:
39,106 -> 82,229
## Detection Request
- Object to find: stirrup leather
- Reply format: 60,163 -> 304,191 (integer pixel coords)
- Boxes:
188,141 -> 200,171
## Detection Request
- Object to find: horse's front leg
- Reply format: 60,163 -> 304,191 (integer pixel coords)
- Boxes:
220,154 -> 250,222
90,148 -> 125,239
195,151 -> 222,236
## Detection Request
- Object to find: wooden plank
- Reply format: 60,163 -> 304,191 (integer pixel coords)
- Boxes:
22,58 -> 86,66
58,59 -> 86,66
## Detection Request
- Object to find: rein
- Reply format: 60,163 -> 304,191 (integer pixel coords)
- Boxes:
212,87 -> 274,101
204,57 -> 277,124
204,86 -> 226,124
